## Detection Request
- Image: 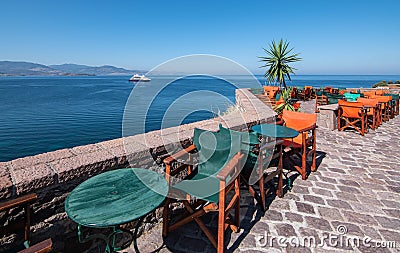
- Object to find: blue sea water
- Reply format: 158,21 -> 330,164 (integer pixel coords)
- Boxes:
0,74 -> 399,162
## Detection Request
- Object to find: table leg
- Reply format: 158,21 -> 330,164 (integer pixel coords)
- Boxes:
77,224 -> 134,253
133,217 -> 145,253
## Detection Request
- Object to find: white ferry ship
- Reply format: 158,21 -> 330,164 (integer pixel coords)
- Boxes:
129,74 -> 151,82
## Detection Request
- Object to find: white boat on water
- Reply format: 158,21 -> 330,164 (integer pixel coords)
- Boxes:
129,74 -> 151,82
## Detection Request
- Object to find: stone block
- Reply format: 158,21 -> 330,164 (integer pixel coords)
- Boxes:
70,144 -> 101,155
275,223 -> 297,237
342,211 -> 378,226
11,163 -> 55,195
0,162 -> 13,198
295,202 -> 315,214
303,195 -> 325,205
264,209 -> 283,221
11,149 -> 75,169
317,206 -> 344,221
304,216 -> 332,231
375,216 -> 400,230
51,149 -> 117,183
284,212 -> 303,223
326,199 -> 353,210
99,138 -> 148,166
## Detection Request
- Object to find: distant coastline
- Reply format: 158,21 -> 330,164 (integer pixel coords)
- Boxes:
0,73 -> 96,77
0,61 -> 145,77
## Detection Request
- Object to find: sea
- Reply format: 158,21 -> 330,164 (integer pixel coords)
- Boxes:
1,74 -> 399,162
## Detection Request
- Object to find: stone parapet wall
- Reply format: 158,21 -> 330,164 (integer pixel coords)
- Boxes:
359,87 -> 400,94
0,88 -> 275,251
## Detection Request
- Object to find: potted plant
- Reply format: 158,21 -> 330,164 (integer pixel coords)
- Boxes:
274,87 -> 301,115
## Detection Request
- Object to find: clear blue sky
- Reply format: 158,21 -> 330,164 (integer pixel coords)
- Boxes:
1,0 -> 399,74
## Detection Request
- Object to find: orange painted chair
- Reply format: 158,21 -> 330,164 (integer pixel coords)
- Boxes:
370,95 -> 392,122
297,86 -> 313,100
315,94 -> 328,112
263,86 -> 280,100
375,90 -> 388,96
290,87 -> 298,98
357,98 -> 380,129
338,100 -> 368,135
363,91 -> 376,98
324,87 -> 333,93
281,110 -> 317,180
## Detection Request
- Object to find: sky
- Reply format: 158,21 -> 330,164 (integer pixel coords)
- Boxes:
0,0 -> 399,75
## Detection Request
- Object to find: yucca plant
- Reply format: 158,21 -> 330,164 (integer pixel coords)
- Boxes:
273,87 -> 298,115
259,39 -> 301,88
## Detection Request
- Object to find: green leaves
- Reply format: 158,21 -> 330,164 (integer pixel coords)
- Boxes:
273,87 -> 298,115
259,39 -> 302,88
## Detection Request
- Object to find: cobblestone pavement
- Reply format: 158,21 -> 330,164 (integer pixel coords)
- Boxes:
129,106 -> 400,253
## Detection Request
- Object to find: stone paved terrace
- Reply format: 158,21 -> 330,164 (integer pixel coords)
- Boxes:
131,102 -> 400,253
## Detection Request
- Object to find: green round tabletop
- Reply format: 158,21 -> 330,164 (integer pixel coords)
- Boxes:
65,168 -> 168,228
252,124 -> 299,139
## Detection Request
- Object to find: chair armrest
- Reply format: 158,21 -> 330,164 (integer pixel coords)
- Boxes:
296,124 -> 317,133
216,152 -> 244,181
0,193 -> 37,212
164,144 -> 196,165
18,238 -> 52,253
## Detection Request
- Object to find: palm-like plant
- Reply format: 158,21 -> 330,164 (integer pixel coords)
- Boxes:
259,39 -> 301,88
273,87 -> 297,114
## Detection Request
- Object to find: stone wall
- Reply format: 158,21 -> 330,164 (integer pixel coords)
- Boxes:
317,104 -> 339,130
0,88 -> 276,252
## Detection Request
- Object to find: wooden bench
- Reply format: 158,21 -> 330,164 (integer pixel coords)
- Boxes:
0,193 -> 52,253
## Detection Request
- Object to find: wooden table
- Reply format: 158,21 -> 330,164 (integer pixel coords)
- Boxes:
65,168 -> 168,253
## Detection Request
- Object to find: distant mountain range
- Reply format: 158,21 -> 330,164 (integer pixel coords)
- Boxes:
0,61 -> 143,76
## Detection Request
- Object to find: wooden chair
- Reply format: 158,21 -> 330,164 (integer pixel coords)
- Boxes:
218,125 -> 283,211
297,86 -> 312,100
357,98 -> 380,130
384,94 -> 399,118
363,91 -> 376,98
331,88 -> 339,94
0,193 -> 52,253
162,128 -> 243,253
386,94 -> 400,116
290,87 -> 298,98
371,95 -> 392,122
344,92 -> 361,102
324,86 -> 333,93
338,100 -> 368,136
315,91 -> 329,112
263,86 -> 280,100
375,90 -> 387,96
281,110 -> 317,180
